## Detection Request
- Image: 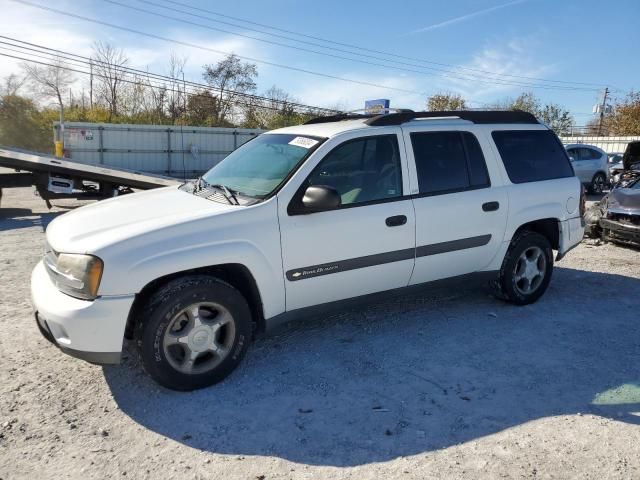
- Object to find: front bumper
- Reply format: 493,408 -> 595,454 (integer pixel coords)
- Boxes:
31,260 -> 135,364
600,218 -> 640,247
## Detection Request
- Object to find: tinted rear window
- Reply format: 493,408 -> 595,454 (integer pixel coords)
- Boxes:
492,130 -> 574,183
411,131 -> 490,195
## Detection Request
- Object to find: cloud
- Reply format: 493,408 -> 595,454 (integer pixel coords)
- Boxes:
291,73 -> 426,111
0,1 -> 263,90
429,38 -> 556,104
409,0 -> 528,35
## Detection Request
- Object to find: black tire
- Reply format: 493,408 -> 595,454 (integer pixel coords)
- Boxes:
134,275 -> 252,391
491,230 -> 553,306
589,172 -> 607,194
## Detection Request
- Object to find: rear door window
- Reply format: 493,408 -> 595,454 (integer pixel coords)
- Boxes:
583,148 -> 602,160
492,130 -> 574,183
410,131 -> 490,195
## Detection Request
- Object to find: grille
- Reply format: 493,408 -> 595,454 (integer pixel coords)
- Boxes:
609,212 -> 640,226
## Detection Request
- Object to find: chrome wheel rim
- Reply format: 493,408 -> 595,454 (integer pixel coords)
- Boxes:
513,246 -> 546,296
163,302 -> 235,375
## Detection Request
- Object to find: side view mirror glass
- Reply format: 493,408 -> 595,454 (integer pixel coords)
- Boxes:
301,185 -> 341,211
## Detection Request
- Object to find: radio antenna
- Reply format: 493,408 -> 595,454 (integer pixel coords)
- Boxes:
180,69 -> 187,182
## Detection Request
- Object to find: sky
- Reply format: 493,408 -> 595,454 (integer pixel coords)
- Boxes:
1,0 -> 638,125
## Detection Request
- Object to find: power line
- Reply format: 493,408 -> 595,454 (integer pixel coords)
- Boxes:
0,48 -> 336,117
10,0 -> 428,97
0,36 -> 339,114
100,0 -> 602,92
0,50 -> 306,116
146,0 -> 609,89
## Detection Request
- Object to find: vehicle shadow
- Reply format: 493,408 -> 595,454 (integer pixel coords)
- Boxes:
103,266 -> 640,467
0,206 -> 78,232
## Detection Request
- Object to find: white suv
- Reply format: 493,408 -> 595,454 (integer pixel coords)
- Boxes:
31,110 -> 585,390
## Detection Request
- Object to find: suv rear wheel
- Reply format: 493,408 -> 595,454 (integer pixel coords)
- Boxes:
492,230 -> 553,305
135,275 -> 251,390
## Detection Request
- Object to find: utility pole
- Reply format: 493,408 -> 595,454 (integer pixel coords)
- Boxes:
89,58 -> 93,109
597,87 -> 609,136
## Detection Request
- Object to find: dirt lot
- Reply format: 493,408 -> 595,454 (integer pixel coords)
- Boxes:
1,186 -> 640,480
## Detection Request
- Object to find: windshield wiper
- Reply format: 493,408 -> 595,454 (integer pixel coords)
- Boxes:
209,183 -> 240,205
193,176 -> 207,192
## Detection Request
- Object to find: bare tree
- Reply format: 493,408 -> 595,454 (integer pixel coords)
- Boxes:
92,41 -> 129,121
202,54 -> 257,125
22,58 -> 74,140
167,52 -> 187,123
1,73 -> 25,97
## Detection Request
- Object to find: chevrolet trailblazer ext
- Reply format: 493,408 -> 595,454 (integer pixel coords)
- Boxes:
32,110 -> 585,390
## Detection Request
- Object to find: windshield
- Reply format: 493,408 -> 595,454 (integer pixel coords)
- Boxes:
201,133 -> 323,198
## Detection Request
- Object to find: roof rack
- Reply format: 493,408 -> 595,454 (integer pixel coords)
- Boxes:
366,110 -> 539,126
304,109 -> 539,126
303,107 -> 413,125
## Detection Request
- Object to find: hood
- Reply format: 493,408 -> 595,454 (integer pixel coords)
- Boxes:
623,141 -> 640,171
607,187 -> 640,213
46,186 -> 237,253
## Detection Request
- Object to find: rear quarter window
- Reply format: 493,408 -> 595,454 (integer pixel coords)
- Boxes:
492,130 -> 574,183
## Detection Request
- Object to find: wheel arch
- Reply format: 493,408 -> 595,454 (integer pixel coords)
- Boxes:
512,218 -> 560,250
124,263 -> 265,340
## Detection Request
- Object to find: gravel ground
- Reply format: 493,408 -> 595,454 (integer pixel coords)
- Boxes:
1,186 -> 640,480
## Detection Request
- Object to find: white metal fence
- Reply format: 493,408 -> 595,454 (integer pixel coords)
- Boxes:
54,122 -> 265,177
559,135 -> 640,154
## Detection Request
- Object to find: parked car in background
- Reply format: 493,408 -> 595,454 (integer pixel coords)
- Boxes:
565,144 -> 609,193
610,141 -> 640,187
585,141 -> 640,246
584,175 -> 640,247
608,152 -> 625,177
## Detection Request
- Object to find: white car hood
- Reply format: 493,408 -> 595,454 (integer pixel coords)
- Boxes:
46,186 -> 236,254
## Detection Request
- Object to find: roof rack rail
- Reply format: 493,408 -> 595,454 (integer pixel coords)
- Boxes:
364,110 -> 539,126
303,109 -> 539,126
365,110 -> 540,127
303,107 -> 414,125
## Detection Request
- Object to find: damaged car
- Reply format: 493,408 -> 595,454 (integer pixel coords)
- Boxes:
585,141 -> 640,247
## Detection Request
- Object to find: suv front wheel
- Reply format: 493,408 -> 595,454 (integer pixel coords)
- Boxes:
134,275 -> 252,391
493,230 -> 553,305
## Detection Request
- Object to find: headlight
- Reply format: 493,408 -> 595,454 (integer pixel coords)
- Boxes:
44,251 -> 103,300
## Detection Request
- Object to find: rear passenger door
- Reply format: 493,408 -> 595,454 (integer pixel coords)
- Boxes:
402,128 -> 508,284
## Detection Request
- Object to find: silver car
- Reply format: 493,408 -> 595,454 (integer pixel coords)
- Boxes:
565,144 -> 609,193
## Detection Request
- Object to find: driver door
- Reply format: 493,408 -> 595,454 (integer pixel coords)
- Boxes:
277,130 -> 416,311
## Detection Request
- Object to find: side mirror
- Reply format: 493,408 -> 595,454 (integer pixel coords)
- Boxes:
301,185 -> 341,211
569,156 -> 575,162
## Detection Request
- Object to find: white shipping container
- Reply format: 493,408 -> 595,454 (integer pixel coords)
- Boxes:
560,135 -> 640,155
55,122 -> 265,177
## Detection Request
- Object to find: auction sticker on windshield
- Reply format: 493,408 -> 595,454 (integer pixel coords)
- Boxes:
288,136 -> 319,149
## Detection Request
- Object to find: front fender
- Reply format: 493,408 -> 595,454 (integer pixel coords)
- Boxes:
96,201 -> 285,319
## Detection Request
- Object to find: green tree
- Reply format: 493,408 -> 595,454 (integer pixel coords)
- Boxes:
539,103 -> 574,135
0,94 -> 52,152
490,92 -> 574,135
426,93 -> 467,111
610,91 -> 640,135
202,54 -> 257,126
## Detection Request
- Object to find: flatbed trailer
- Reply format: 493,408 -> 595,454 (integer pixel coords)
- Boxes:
0,147 -> 180,208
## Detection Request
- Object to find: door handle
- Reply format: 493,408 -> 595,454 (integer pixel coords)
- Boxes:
482,201 -> 500,212
386,215 -> 407,227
